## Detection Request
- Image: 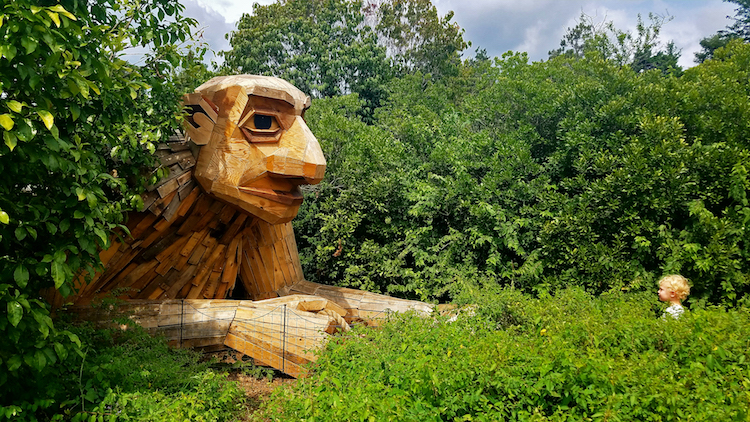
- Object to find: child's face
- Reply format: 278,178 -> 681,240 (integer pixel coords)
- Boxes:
658,284 -> 674,302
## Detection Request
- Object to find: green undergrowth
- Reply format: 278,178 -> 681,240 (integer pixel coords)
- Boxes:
3,318 -> 247,421
257,287 -> 750,421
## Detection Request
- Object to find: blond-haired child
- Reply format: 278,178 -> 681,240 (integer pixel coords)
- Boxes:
658,274 -> 690,319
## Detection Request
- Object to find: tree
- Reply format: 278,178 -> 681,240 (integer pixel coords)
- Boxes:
549,12 -> 682,74
723,0 -> 750,40
369,0 -> 468,78
695,0 -> 749,63
222,0 -> 469,115
222,0 -> 391,114
0,0 -> 200,417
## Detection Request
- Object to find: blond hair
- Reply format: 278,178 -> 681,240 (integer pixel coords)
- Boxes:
658,274 -> 691,301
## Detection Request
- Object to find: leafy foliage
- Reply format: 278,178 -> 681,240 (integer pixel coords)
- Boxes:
25,318 -> 245,421
297,41 -> 750,305
549,12 -> 682,74
0,0 -> 202,418
222,0 -> 468,117
695,0 -> 750,63
222,0 -> 391,116
370,0 -> 468,78
257,287 -> 750,421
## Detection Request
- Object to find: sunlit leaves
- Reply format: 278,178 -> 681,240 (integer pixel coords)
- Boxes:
37,110 -> 53,130
0,0 -> 201,415
0,113 -> 14,131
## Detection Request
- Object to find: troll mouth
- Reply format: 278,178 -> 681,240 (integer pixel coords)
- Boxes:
238,186 -> 303,205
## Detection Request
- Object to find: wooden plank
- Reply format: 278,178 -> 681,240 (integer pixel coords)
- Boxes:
176,170 -> 193,187
177,188 -> 201,217
165,265 -> 198,298
217,205 -> 236,224
202,271 -> 222,299
161,192 -> 184,223
274,240 -> 294,288
129,212 -> 159,240
141,231 -> 180,261
140,221 -> 178,251
149,190 -> 178,217
117,261 -> 158,289
246,242 -> 273,298
221,236 -> 240,285
239,250 -> 260,298
124,267 -> 160,299
160,150 -> 194,168
156,234 -> 190,265
98,241 -> 122,268
219,213 -> 248,244
137,274 -> 168,299
181,229 -> 209,257
187,244 -> 225,299
157,177 -> 180,199
140,191 -> 159,212
177,194 -> 213,236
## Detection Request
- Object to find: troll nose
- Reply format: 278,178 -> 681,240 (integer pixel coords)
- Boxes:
266,116 -> 326,184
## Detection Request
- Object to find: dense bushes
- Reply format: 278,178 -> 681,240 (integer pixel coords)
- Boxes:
297,42 -> 750,305
1,319 -> 245,421
257,287 -> 750,421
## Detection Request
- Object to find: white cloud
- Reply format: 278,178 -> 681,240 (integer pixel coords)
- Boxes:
184,0 -> 737,69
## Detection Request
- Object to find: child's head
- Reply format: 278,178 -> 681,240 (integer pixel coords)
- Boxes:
658,274 -> 690,303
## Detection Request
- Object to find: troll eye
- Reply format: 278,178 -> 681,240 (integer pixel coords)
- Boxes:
245,113 -> 279,131
254,114 -> 273,130
239,113 -> 282,143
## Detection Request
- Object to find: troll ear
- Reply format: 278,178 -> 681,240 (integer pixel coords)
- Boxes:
181,93 -> 219,146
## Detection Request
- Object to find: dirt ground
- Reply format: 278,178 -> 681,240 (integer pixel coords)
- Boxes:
229,372 -> 296,420
206,350 -> 297,420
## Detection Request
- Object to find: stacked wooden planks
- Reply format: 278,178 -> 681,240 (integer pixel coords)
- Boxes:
70,132 -> 305,306
287,279 -> 433,325
69,299 -> 240,350
68,296 -> 350,377
225,295 -> 349,378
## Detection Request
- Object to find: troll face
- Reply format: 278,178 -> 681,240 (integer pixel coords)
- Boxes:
182,75 -> 326,224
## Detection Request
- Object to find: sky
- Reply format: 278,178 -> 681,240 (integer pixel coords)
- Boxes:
180,0 -> 738,69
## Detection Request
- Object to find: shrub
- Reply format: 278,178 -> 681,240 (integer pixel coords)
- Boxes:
257,287 -> 750,421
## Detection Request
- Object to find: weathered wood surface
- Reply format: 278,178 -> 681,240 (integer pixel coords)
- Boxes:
68,296 -> 350,376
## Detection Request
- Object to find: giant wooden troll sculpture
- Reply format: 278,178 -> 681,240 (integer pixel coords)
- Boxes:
63,75 -> 429,376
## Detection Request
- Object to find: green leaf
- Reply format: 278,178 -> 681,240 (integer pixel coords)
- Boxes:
37,110 -> 54,130
21,37 -> 38,54
49,4 -> 77,21
7,301 -> 22,327
54,342 -> 68,360
0,114 -> 14,131
15,227 -> 26,241
45,11 -> 60,28
3,132 -> 16,151
14,265 -> 29,289
7,355 -> 22,372
70,104 -> 80,121
51,261 -> 66,289
7,100 -> 23,113
32,312 -> 50,338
